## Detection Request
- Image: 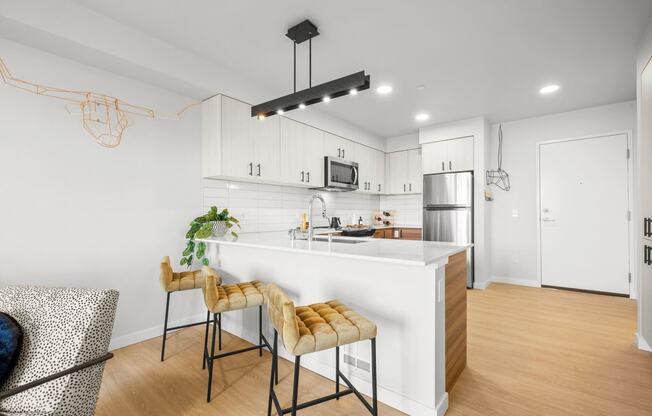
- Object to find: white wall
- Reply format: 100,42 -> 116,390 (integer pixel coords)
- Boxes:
386,133 -> 419,152
488,101 -> 636,287
0,39 -> 206,349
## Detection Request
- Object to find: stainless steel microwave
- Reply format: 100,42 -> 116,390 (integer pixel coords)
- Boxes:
320,156 -> 359,191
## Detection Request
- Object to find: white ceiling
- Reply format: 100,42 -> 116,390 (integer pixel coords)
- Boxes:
72,0 -> 652,137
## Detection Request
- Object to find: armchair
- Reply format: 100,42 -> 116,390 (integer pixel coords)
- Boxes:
0,286 -> 119,416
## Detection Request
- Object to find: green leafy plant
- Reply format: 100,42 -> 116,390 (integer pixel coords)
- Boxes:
180,206 -> 240,267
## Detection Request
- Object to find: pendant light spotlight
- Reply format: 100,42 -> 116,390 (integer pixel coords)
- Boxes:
251,19 -> 371,119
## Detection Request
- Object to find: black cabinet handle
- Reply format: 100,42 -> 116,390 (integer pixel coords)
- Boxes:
257,164 -> 261,176
441,161 -> 445,171
301,171 -> 305,182
306,171 -> 310,183
646,245 -> 652,266
645,218 -> 652,238
249,162 -> 253,176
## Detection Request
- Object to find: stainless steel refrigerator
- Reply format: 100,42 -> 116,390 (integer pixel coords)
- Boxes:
423,172 -> 474,287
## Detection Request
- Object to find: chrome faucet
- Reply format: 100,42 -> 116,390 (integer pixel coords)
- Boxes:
307,194 -> 328,242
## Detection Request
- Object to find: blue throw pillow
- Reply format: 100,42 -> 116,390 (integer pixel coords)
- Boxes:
0,312 -> 23,387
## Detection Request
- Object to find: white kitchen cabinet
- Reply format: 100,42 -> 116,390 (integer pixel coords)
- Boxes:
280,118 -> 323,186
221,96 -> 253,178
324,132 -> 355,160
422,136 -> 474,175
388,149 -> 422,194
375,150 -> 386,194
251,116 -> 281,182
408,148 -> 422,193
355,144 -> 375,193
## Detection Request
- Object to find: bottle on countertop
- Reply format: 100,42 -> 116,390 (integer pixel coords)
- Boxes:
358,216 -> 363,225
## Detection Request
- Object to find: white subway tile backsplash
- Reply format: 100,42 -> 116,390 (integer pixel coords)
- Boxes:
201,178 -> 423,233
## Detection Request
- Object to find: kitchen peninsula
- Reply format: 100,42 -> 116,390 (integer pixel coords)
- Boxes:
199,233 -> 469,416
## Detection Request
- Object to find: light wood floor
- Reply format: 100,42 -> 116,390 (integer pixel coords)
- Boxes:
96,284 -> 652,415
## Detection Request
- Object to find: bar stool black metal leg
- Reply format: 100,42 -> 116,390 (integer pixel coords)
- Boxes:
207,312 -> 218,402
218,312 -> 222,351
291,356 -> 301,416
275,347 -> 279,386
160,292 -> 171,362
335,346 -> 340,399
371,338 -> 378,416
259,305 -> 263,357
202,310 -> 210,369
267,330 -> 278,416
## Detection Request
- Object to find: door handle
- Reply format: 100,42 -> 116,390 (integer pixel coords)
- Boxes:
249,162 -> 253,176
442,161 -> 445,171
646,218 -> 652,237
342,149 -> 345,158
338,148 -> 341,157
256,164 -> 261,176
449,161 -> 452,170
409,183 -> 412,192
378,184 -> 381,192
645,245 -> 652,265
306,171 -> 310,183
301,171 -> 305,182
403,184 -> 406,192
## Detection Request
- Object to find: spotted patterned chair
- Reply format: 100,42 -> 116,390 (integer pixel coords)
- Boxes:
265,283 -> 378,416
202,272 -> 273,402
0,286 -> 119,416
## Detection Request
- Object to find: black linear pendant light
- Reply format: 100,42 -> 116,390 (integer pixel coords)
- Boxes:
251,19 -> 371,118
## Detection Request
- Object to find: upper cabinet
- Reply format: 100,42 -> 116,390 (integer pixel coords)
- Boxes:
202,94 -> 383,191
202,95 -> 280,182
387,149 -> 421,194
422,136 -> 474,175
280,118 -> 324,186
324,132 -> 356,160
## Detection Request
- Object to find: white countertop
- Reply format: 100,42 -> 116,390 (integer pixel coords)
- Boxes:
198,231 -> 469,267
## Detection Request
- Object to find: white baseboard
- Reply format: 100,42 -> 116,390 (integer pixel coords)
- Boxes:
490,276 -> 541,288
473,281 -> 491,290
109,312 -> 207,351
636,332 -> 652,352
436,392 -> 449,416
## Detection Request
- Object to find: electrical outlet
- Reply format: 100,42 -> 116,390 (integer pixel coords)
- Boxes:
356,358 -> 370,372
343,354 -> 356,366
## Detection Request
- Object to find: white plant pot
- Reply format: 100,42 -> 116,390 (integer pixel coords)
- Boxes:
211,221 -> 229,237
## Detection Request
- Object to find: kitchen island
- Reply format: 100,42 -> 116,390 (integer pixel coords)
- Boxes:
199,232 -> 469,416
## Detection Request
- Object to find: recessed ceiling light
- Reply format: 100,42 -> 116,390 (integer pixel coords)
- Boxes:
376,85 -> 393,95
416,84 -> 426,90
323,96 -> 331,103
415,113 -> 430,122
539,84 -> 560,95
349,88 -> 358,95
299,103 -> 306,109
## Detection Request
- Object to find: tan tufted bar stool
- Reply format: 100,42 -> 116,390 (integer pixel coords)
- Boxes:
266,284 -> 378,416
202,273 -> 275,402
159,256 -> 220,362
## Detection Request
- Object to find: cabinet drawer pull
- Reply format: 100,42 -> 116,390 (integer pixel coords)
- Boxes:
449,161 -> 452,170
409,183 -> 412,192
257,164 -> 261,176
338,148 -> 341,157
342,149 -> 345,158
306,171 -> 310,183
301,171 -> 305,182
646,245 -> 652,265
403,184 -> 406,192
442,161 -> 445,171
646,218 -> 652,237
378,184 -> 381,192
249,162 -> 253,176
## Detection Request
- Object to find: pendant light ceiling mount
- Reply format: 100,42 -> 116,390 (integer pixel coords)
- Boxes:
251,19 -> 370,118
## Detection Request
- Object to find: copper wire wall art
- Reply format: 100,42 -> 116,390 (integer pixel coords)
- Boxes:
0,56 -> 198,148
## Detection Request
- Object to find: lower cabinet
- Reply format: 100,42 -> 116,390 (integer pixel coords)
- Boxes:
373,228 -> 422,240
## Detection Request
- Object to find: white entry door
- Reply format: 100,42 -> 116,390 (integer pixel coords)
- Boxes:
539,134 -> 630,294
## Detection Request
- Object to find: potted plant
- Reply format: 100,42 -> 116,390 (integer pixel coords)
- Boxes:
180,206 -> 240,267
